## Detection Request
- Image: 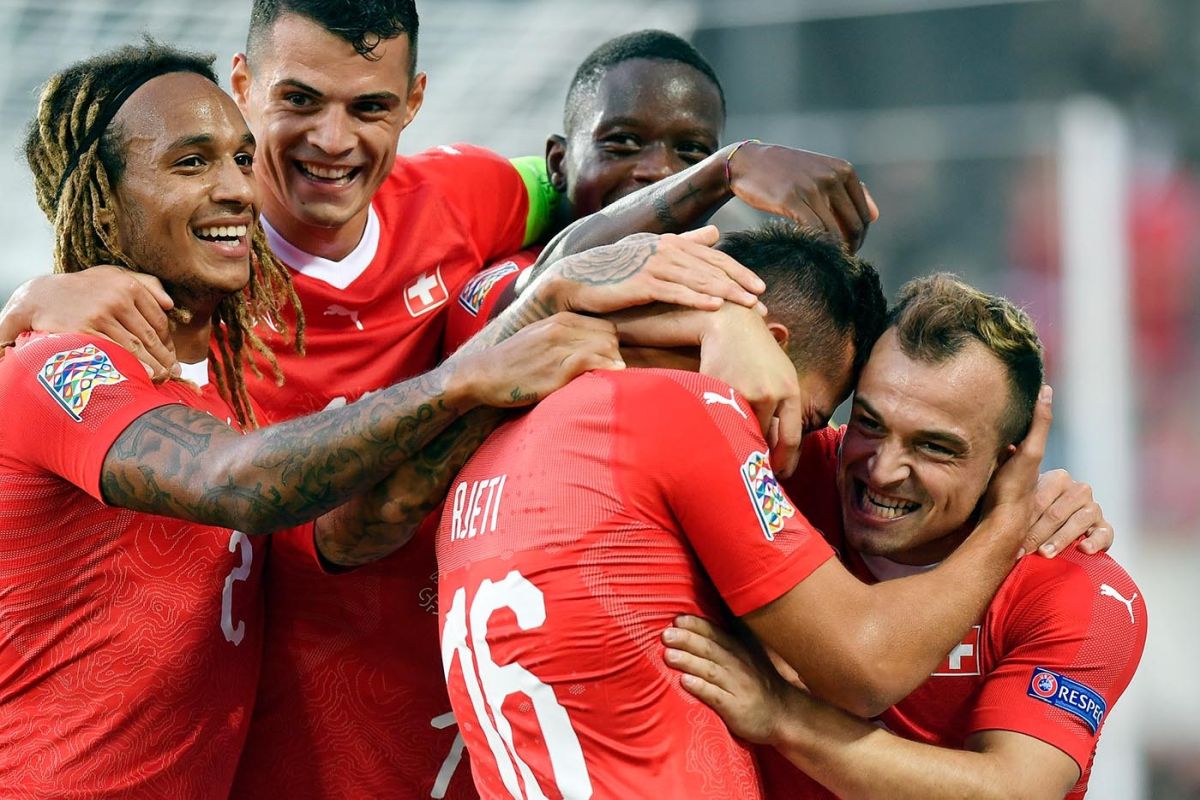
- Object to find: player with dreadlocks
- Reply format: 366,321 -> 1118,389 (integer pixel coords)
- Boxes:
0,40 -> 740,796
25,41 -> 302,428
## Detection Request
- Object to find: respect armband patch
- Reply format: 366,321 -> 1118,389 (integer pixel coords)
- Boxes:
1027,667 -> 1107,734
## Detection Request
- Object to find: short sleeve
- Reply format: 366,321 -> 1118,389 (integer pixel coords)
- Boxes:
414,144 -> 543,260
615,370 -> 836,616
0,333 -> 178,502
442,248 -> 540,355
969,553 -> 1147,774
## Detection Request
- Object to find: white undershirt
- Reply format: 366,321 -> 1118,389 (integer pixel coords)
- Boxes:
260,207 -> 381,289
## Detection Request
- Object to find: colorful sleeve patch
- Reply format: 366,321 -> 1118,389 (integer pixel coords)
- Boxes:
38,344 -> 127,422
458,261 -> 521,317
740,450 -> 796,541
1027,667 -> 1107,734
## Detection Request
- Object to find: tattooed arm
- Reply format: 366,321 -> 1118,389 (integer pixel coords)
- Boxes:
100,313 -> 623,537
528,142 -> 877,285
315,407 -> 508,566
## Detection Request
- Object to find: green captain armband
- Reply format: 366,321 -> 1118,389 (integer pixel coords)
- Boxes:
509,155 -> 559,247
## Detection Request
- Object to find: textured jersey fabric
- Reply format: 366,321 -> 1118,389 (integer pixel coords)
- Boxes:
438,368 -> 834,799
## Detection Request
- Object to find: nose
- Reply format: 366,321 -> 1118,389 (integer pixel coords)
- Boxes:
866,438 -> 910,488
307,106 -> 356,157
630,143 -> 681,184
212,158 -> 256,208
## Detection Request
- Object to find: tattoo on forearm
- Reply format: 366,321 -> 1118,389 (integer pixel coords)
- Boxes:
100,364 -> 465,534
558,238 -> 655,285
316,408 -> 509,566
652,189 -> 681,229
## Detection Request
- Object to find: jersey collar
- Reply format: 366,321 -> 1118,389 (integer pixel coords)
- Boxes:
260,206 -> 381,290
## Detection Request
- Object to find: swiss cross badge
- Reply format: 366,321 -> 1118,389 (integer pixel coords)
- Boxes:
404,265 -> 449,317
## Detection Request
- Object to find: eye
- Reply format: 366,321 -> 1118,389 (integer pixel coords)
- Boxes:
173,155 -> 206,169
918,441 -> 956,458
600,133 -> 640,153
677,141 -> 714,163
234,152 -> 254,168
284,92 -> 313,108
852,412 -> 882,435
354,101 -> 388,116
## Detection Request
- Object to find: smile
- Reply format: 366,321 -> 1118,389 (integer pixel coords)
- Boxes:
193,224 -> 248,242
296,161 -> 359,184
855,480 -> 920,520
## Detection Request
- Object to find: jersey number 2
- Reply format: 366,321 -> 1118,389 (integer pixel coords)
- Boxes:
442,570 -> 593,799
221,531 -> 253,646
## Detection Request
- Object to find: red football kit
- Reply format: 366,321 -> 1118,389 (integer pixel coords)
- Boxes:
443,247 -> 539,354
231,145 -> 541,799
0,333 -> 275,798
759,428 -> 1148,799
437,369 -> 836,799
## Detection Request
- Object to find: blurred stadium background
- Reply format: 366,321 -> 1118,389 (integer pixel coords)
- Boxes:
1,0 -> 1196,797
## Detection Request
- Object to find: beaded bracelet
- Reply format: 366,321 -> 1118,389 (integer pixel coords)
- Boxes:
724,138 -> 761,190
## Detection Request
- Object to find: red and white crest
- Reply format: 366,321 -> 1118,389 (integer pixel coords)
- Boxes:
932,625 -> 981,676
403,265 -> 449,317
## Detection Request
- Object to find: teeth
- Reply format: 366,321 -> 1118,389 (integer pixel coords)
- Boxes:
195,224 -> 248,241
861,486 -> 919,519
300,162 -> 354,180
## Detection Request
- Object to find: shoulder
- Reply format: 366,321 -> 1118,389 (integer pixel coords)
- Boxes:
398,143 -> 511,184
993,549 -> 1146,643
2,332 -> 144,386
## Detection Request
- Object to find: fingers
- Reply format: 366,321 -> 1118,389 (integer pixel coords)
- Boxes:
825,184 -> 869,253
127,286 -> 178,381
863,185 -> 881,222
128,272 -> 174,312
1000,386 -> 1053,494
1078,522 -> 1113,555
772,393 -> 805,479
653,234 -> 765,308
676,225 -> 720,247
673,614 -> 745,655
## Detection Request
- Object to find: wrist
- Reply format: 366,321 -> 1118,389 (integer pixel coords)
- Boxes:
767,686 -> 817,751
723,139 -> 762,194
435,356 -> 483,413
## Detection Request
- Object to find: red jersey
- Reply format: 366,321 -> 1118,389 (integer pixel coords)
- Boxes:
233,145 -> 538,799
760,428 -> 1148,799
443,247 -> 539,354
437,369 -> 835,799
0,333 -> 272,798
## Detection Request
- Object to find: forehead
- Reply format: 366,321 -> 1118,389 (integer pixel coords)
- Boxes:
113,72 -> 249,154
580,58 -> 723,133
254,12 -> 411,96
856,329 -> 1011,447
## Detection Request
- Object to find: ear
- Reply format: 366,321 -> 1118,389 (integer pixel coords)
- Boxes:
766,320 -> 790,351
230,53 -> 252,115
401,72 -> 427,129
546,134 -> 568,193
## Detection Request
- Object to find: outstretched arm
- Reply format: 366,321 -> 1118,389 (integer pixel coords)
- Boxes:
101,312 -> 623,537
663,617 -> 1080,800
530,141 -> 876,279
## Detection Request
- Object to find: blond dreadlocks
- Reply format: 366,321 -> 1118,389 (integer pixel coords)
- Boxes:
23,40 -> 304,429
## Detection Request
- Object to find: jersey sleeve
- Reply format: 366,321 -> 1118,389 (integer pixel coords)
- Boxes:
442,248 -> 540,355
0,333 -> 179,502
615,370 -> 836,616
417,144 -> 554,260
969,553 -> 1147,773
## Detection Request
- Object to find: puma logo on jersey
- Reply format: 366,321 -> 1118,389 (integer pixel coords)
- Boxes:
1099,583 -> 1138,623
324,304 -> 364,330
702,388 -> 747,419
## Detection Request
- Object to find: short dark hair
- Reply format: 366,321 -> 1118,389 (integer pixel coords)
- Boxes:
716,222 -> 887,385
564,29 -> 725,133
247,0 -> 419,71
887,274 -> 1044,445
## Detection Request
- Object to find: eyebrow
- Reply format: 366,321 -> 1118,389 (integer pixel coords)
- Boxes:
277,78 -> 401,104
166,132 -> 256,150
597,116 -> 717,140
854,396 -> 969,451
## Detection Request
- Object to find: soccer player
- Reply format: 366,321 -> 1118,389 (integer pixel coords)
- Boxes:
446,29 -> 876,352
437,224 -> 1062,798
0,8 -> 873,796
0,43 -> 643,797
2,40 -> 759,796
662,276 -> 1146,800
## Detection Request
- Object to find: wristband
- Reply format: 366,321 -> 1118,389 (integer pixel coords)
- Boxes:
724,139 -> 761,191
